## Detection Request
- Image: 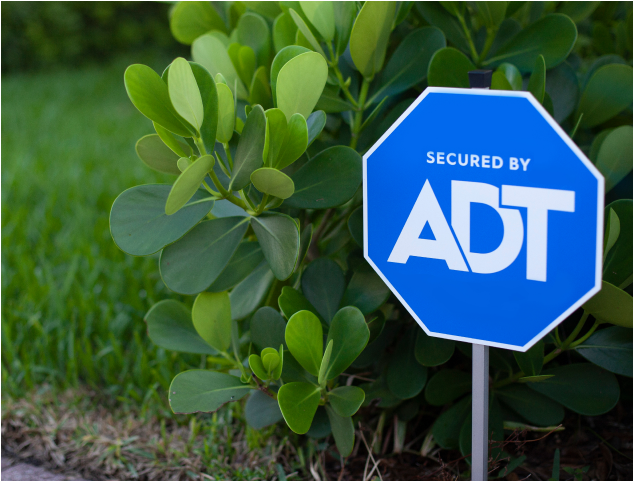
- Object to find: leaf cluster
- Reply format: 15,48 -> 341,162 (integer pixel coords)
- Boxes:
110,0 -> 633,463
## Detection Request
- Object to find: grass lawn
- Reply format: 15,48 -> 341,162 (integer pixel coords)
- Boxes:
1,61 -> 302,479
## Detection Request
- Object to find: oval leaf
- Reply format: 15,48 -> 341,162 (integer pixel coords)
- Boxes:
285,146 -> 362,209
166,155 -> 215,215
145,300 -> 215,355
285,310 -> 323,377
277,52 -> 328,122
192,291 -> 232,352
328,386 -> 365,417
349,1 -> 396,79
302,258 -> 345,324
278,382 -> 321,434
325,406 -> 355,457
170,1 -> 227,44
245,390 -> 283,429
483,14 -> 577,72
124,64 -> 192,137
528,363 -> 620,415
576,326 -> 633,378
160,217 -> 249,295
230,105 -> 266,191
595,125 -> 633,192
250,167 -> 295,199
583,281 -> 633,328
251,212 -> 300,280
110,184 -> 212,256
428,47 -> 475,88
425,369 -> 471,406
414,330 -> 455,367
387,330 -> 428,399
169,370 -> 249,413
251,307 -> 287,351
576,64 -> 633,128
168,57 -> 204,132
135,134 -> 182,175
325,306 -> 370,379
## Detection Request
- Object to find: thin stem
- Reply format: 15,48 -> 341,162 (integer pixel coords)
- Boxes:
201,181 -> 221,197
255,193 -> 270,215
240,189 -> 257,211
456,12 -> 479,63
223,142 -> 234,170
208,168 -> 248,210
327,42 -> 359,109
494,310 -> 591,389
478,28 -> 496,65
350,77 -> 371,150
570,320 -> 600,348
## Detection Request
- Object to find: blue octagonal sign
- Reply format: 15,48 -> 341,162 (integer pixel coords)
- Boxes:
364,87 -> 604,351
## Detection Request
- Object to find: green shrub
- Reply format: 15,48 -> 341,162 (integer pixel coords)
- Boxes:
110,0 -> 633,466
1,1 -> 184,72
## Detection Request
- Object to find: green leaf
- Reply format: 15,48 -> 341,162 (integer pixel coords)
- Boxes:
513,340 -> 544,377
135,134 -> 182,175
491,71 -> 513,90
387,331 -> 427,399
249,354 -> 269,380
325,306 -> 370,379
285,310 -> 323,376
216,83 -> 235,144
576,64 -> 633,128
153,122 -> 193,158
604,208 -> 620,262
300,1 -> 335,41
583,281 -> 633,328
285,146 -> 362,209
160,217 -> 249,295
528,363 -> 620,415
230,262 -> 275,320
110,184 -> 212,256
270,46 -> 311,106
277,52 -> 328,122
145,300 -> 215,355
424,369 -> 470,406
237,12 -> 272,67
169,1 -> 227,44
306,110 -> 326,147
474,1 -> 507,28
229,44 -> 256,89
207,241 -> 264,292
307,407 -> 332,438
301,258 -> 345,323
166,155 -> 215,215
230,105 -> 266,191
517,374 -> 555,383
334,1 -> 356,55
415,2 -> 470,53
414,330 -> 455,367
325,406 -> 355,457
245,390 -> 283,429
314,92 -> 355,113
328,386 -> 365,417
545,62 -> 579,122
367,312 -> 386,344
288,8 -> 326,57
192,34 -> 248,100
297,223 -> 313,268
124,64 -> 192,137
264,108 -> 288,166
278,382 -> 321,434
595,126 -> 633,193
189,63 -> 219,153
318,339 -> 333,386
168,58 -> 204,133
169,370 -> 249,413
278,286 -> 322,321
273,12 -> 298,53
483,14 -> 577,72
341,262 -> 390,315
251,212 -> 300,280
250,168 -> 295,199
576,327 -> 633,378
431,396 -> 471,449
251,307 -> 287,351
604,200 -> 633,288
557,1 -> 600,22
496,63 -> 522,90
349,1 -> 396,79
276,114 -> 308,169
527,54 -> 546,103
192,291 -> 232,352
427,47 -> 476,88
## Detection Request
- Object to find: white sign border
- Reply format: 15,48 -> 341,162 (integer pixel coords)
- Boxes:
363,87 -> 605,352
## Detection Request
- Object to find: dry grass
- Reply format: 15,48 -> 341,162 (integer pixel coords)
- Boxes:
1,387 -> 300,481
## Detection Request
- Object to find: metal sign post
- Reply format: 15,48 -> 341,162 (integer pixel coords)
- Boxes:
468,70 -> 492,481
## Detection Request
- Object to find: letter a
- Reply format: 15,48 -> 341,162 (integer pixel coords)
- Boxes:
388,180 -> 468,271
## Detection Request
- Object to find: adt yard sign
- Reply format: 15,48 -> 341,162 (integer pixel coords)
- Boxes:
363,86 -> 604,351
